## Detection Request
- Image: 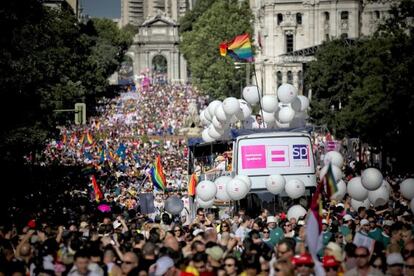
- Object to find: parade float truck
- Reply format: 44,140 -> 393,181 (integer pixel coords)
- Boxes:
233,130 -> 316,216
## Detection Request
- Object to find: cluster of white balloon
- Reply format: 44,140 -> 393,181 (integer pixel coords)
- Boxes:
199,84 -> 310,142
195,175 -> 252,208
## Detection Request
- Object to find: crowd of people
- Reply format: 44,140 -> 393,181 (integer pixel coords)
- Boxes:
1,83 -> 414,276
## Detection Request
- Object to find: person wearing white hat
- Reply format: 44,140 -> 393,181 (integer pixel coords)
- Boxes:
359,219 -> 370,235
340,214 -> 354,238
386,253 -> 404,276
322,219 -> 332,247
267,216 -> 284,246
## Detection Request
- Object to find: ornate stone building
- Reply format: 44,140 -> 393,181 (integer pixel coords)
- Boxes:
251,0 -> 392,96
121,0 -> 193,84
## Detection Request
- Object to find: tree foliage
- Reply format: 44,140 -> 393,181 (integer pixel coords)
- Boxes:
0,0 -> 134,163
180,0 -> 253,99
305,0 -> 414,171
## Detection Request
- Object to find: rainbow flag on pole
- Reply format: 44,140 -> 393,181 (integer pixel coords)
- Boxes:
220,33 -> 254,62
91,175 -> 103,202
150,156 -> 167,191
188,173 -> 198,197
325,163 -> 338,199
86,131 -> 94,145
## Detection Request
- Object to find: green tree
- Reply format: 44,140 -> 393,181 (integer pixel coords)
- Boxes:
305,0 -> 414,172
180,0 -> 253,99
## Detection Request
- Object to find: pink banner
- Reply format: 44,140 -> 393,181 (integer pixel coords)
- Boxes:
241,145 -> 266,169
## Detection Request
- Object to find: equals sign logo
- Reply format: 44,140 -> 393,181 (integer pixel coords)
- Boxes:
271,150 -> 286,162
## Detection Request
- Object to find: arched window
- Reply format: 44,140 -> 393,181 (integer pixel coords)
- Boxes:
277,14 -> 283,25
277,71 -> 282,88
296,13 -> 302,25
286,34 -> 294,52
341,11 -> 349,20
287,71 -> 293,84
324,12 -> 330,21
298,71 -> 303,92
374,11 -> 380,19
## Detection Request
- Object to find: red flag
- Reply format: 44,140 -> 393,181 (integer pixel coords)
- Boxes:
91,175 -> 103,202
188,173 -> 198,197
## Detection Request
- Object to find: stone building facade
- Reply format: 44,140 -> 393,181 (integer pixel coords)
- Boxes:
251,0 -> 392,96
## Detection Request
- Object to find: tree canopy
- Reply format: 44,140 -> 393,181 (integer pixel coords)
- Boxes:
305,0 -> 414,172
0,0 -> 134,164
180,0 -> 253,100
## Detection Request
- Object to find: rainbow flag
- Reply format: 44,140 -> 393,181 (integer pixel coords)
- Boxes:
150,156 -> 166,191
325,163 -> 338,199
306,181 -> 324,258
91,175 -> 103,202
219,33 -> 254,62
86,131 -> 94,145
188,173 -> 198,197
79,133 -> 85,145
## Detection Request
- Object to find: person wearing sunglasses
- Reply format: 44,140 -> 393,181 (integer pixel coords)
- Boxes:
344,246 -> 384,276
223,256 -> 238,276
292,253 -> 314,276
261,227 -> 272,248
386,252 -> 404,276
172,225 -> 184,242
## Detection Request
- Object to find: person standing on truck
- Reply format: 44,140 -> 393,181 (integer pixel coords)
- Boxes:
252,114 -> 267,129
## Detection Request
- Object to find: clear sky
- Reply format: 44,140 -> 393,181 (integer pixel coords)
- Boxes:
82,0 -> 120,19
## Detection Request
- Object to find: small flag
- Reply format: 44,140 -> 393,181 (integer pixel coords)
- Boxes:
86,131 -> 94,145
150,156 -> 166,191
219,33 -> 254,62
61,133 -> 67,144
188,173 -> 198,197
91,175 -> 103,202
325,163 -> 338,199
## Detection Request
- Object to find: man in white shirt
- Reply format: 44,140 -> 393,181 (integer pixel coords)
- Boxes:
252,114 -> 267,129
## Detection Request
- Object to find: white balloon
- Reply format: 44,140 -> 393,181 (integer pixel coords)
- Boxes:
347,177 -> 369,201
214,104 -> 230,122
361,168 -> 383,191
400,178 -> 414,200
243,85 -> 260,105
235,109 -> 245,121
235,175 -> 252,191
196,180 -> 217,201
278,106 -> 295,123
332,180 -> 347,201
368,186 -> 389,207
382,180 -> 392,193
204,108 -> 212,121
291,95 -> 310,112
285,179 -> 305,199
208,125 -> 224,139
226,178 -> 249,200
239,99 -> 252,119
411,198 -> 414,214
287,205 -> 307,220
276,120 -> 290,128
199,110 -> 210,126
223,97 -> 240,115
212,116 -> 227,130
207,100 -> 222,117
324,151 -> 344,168
215,176 -> 232,201
265,175 -> 286,195
261,95 -> 279,113
277,83 -> 298,103
351,198 -> 370,210
261,110 -> 276,123
202,129 -> 215,142
229,115 -> 238,124
320,165 -> 343,182
197,197 -> 215,208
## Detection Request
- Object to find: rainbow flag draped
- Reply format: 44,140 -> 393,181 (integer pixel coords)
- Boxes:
150,156 -> 166,191
325,163 -> 338,199
188,173 -> 198,197
220,33 -> 254,62
86,131 -> 94,145
91,175 -> 103,202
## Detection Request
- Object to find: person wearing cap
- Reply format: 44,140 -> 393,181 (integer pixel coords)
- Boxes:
322,219 -> 333,247
380,220 -> 392,247
359,219 -> 371,236
148,255 -> 175,276
341,214 -> 354,238
292,253 -> 314,276
206,246 -> 224,272
323,255 -> 341,276
267,216 -> 284,247
386,253 -> 404,276
205,155 -> 226,174
344,246 -> 384,276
